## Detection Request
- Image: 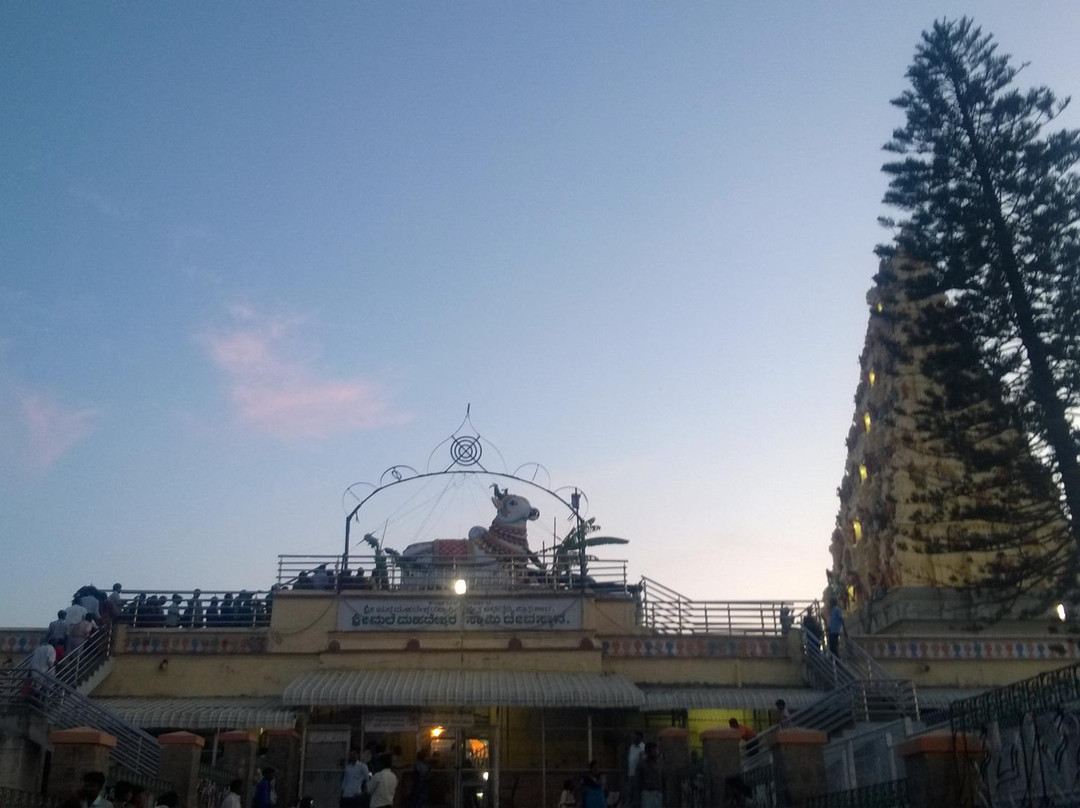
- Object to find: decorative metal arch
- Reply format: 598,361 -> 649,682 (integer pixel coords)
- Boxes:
340,410 -> 591,585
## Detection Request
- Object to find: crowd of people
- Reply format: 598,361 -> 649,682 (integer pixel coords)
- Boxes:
51,770 -> 179,808
117,590 -> 273,629
293,561 -> 390,592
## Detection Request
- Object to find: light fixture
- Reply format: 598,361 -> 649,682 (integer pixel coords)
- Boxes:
482,771 -> 489,782
430,726 -> 445,738
454,579 -> 468,596
1056,603 -> 1067,622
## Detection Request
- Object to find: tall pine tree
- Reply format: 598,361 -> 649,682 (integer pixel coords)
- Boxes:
879,18 -> 1080,609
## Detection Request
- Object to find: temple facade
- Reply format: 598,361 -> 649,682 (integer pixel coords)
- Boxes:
829,253 -> 1071,627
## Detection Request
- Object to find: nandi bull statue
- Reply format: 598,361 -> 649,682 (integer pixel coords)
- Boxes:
396,485 -> 543,588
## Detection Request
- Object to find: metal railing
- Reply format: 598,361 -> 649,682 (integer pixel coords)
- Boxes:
806,779 -> 911,808
639,576 -> 815,635
276,553 -> 634,594
0,666 -> 161,777
108,761 -> 174,804
0,787 -> 59,808
53,623 -> 113,690
115,590 -> 272,629
741,677 -> 921,774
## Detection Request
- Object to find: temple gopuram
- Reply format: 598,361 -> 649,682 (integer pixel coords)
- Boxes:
3,303 -> 1080,807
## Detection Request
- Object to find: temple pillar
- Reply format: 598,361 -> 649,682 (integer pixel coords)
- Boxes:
658,727 -> 689,807
897,731 -> 985,808
219,729 -> 260,808
773,729 -> 827,808
263,729 -> 301,805
157,731 -> 204,808
700,727 -> 742,806
47,727 -> 118,799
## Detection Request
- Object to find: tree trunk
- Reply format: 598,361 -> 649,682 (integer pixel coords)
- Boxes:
948,64 -> 1080,585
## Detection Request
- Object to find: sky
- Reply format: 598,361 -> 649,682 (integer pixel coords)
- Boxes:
3,3 -> 1080,627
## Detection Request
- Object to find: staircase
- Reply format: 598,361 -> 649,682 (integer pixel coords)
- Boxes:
0,627 -> 160,778
741,627 -> 922,785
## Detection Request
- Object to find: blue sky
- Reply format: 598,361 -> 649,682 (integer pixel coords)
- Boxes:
3,3 -> 1080,626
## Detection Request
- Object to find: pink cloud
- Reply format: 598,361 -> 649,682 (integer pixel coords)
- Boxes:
20,394 -> 98,471
200,308 -> 404,440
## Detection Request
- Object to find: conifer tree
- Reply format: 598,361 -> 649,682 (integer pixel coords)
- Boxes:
879,18 -> 1080,608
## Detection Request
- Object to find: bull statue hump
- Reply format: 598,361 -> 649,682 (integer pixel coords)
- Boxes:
400,485 -> 542,573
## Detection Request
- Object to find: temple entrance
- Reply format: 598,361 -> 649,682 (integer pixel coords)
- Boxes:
422,723 -> 490,808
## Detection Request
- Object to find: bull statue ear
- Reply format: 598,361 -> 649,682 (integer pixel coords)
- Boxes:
528,508 -> 540,521
491,496 -> 502,510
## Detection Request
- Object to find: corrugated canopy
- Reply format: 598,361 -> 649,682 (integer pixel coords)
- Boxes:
284,669 -> 644,709
93,698 -> 297,730
639,686 -> 827,712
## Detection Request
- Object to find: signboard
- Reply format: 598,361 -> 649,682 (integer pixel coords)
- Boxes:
364,710 -> 475,732
338,596 -> 583,632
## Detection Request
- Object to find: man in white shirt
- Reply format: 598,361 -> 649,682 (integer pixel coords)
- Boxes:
65,600 -> 88,629
219,778 -> 243,808
30,642 -> 56,675
340,748 -> 370,808
78,771 -> 113,808
365,754 -> 398,808
106,584 -> 124,619
627,731 -> 645,808
79,589 -> 102,620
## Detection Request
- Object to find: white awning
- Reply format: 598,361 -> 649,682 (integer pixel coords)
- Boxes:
639,687 -> 827,711
93,697 -> 297,730
284,669 -> 644,709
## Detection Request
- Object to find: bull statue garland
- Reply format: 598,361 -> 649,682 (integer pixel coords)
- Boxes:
395,486 -> 543,588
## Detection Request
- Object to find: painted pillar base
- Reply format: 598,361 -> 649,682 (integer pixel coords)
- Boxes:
264,729 -> 301,805
158,731 -> 204,808
773,729 -> 827,808
896,731 -> 985,808
47,727 -> 118,799
700,727 -> 743,806
658,727 -> 690,808
220,729 -> 260,808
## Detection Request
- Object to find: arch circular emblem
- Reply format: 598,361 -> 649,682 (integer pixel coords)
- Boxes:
450,436 -> 482,466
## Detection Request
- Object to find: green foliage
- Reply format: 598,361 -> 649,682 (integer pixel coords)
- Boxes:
879,17 -> 1080,609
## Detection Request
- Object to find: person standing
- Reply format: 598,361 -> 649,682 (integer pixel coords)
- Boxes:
106,584 -> 124,621
254,768 -> 277,808
340,748 -> 370,808
366,754 -> 398,808
637,744 -> 663,808
219,779 -> 243,808
626,731 -> 645,808
827,599 -> 844,655
581,761 -> 606,808
776,699 -> 793,727
67,615 -> 93,658
47,610 -> 68,649
77,771 -> 113,808
557,779 -> 577,808
166,595 -> 183,628
407,748 -> 430,808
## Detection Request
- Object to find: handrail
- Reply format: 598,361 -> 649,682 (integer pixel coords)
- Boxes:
277,553 -> 635,594
0,667 -> 160,776
115,591 -> 272,629
53,624 -> 113,690
639,577 -> 815,635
